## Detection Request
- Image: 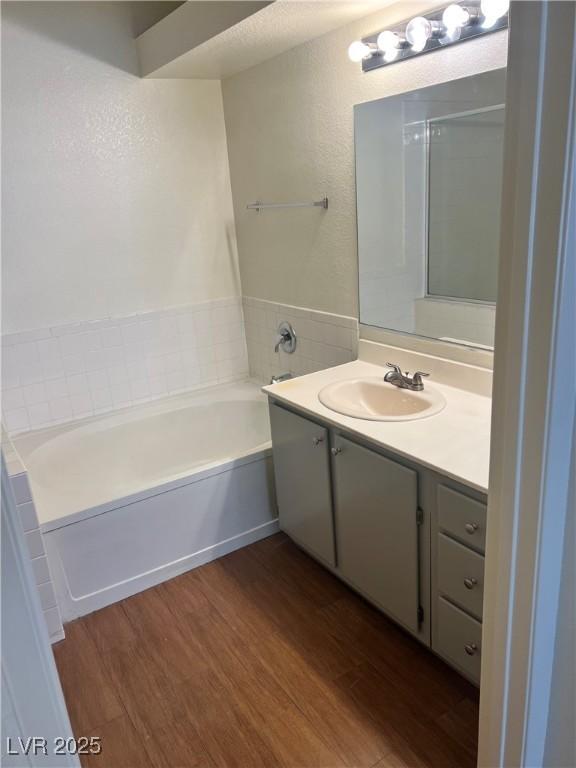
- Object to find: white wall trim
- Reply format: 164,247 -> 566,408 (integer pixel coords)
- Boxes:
478,2 -> 576,766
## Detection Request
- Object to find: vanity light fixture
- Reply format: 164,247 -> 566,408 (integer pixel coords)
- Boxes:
348,0 -> 508,72
442,3 -> 479,31
347,40 -> 376,62
405,17 -> 444,52
480,0 -> 510,27
376,30 -> 407,62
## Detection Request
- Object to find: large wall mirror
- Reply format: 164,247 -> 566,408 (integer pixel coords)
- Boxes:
355,69 -> 506,349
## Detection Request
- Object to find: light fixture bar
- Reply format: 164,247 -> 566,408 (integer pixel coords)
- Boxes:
349,0 -> 508,73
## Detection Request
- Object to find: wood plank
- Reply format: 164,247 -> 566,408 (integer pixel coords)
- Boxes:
434,696 -> 480,759
178,568 -> 385,766
54,534 -> 479,768
101,624 -> 204,740
245,629 -> 393,767
141,719 -> 214,768
319,595 -> 474,718
249,534 -> 350,608
177,607 -> 344,767
214,562 -> 363,681
194,560 -> 278,643
53,621 -> 124,734
82,603 -> 137,654
171,660 -> 278,767
100,643 -> 175,739
333,663 -> 476,768
389,716 -> 477,768
154,567 -> 212,618
121,584 -> 177,634
80,716 -> 153,768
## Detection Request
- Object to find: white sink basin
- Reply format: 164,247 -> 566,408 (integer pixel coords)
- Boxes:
318,377 -> 446,421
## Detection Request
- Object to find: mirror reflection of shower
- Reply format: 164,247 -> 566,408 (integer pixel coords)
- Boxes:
427,105 -> 505,305
355,69 -> 506,349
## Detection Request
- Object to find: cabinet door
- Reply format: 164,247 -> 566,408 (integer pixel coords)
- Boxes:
269,404 -> 335,566
332,435 -> 419,633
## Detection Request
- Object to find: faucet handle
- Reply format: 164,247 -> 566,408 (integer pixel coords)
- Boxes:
274,332 -> 288,353
385,362 -> 402,374
274,321 -> 297,354
412,371 -> 430,386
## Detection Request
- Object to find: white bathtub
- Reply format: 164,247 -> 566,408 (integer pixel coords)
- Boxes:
14,381 -> 277,620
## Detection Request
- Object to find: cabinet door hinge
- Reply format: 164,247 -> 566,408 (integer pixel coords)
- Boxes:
416,507 -> 424,525
418,605 -> 424,624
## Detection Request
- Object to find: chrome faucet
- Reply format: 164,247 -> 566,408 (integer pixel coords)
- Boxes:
274,321 -> 297,354
384,362 -> 430,391
270,372 -> 293,385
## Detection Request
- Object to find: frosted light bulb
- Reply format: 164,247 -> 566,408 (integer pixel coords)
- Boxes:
348,40 -> 371,62
377,30 -> 400,54
481,0 -> 509,26
481,0 -> 510,16
440,25 -> 462,44
442,4 -> 470,31
405,17 -> 433,52
384,47 -> 399,63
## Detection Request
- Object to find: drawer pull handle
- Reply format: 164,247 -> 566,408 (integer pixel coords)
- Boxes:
465,522 -> 479,535
331,447 -> 342,456
464,643 -> 478,656
464,577 -> 478,590
312,437 -> 324,447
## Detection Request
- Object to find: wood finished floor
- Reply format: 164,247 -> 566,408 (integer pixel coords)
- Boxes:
53,533 -> 479,768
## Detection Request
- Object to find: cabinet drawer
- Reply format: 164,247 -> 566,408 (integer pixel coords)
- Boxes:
438,534 -> 485,620
437,485 -> 487,554
436,597 -> 482,684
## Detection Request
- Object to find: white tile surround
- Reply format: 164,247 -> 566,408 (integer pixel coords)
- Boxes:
243,297 -> 358,385
2,430 -> 64,642
1,298 -> 249,434
2,294 -> 358,433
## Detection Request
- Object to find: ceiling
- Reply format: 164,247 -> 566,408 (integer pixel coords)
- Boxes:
137,0 -> 396,79
130,2 -> 186,37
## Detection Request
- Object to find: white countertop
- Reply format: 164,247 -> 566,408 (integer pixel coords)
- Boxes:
263,358 -> 491,494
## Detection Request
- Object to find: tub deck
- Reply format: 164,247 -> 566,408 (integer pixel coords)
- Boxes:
14,380 -> 271,530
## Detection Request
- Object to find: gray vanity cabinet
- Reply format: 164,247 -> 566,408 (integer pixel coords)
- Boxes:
268,397 -> 487,684
331,435 -> 420,634
269,403 -> 336,566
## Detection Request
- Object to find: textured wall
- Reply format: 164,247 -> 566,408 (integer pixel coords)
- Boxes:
1,2 -> 240,334
222,1 -> 508,318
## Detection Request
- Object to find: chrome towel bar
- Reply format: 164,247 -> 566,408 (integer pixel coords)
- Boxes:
246,197 -> 328,212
